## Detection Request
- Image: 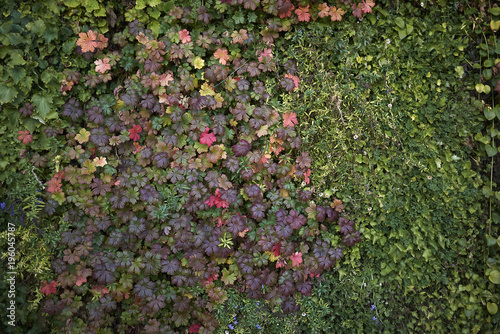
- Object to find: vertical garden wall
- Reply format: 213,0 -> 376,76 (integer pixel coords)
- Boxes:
0,0 -> 499,333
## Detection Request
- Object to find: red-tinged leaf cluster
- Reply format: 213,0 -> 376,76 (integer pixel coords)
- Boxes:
18,3 -> 363,333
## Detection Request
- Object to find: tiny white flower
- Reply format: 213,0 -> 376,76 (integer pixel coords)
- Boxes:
327,153 -> 331,158
421,2 -> 424,7
363,283 -> 367,287
226,331 -> 229,334
363,151 -> 367,155
388,103 -> 392,108
319,192 -> 324,197
386,39 -> 391,44
325,193 -> 330,198
301,181 -> 306,187
302,312 -> 306,316
368,207 -> 372,211
353,135 -> 358,140
427,175 -> 432,180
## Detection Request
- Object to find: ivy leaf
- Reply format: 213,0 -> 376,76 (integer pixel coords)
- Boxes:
75,128 -> 91,144
32,94 -> 52,119
283,112 -> 298,128
0,84 -> 17,103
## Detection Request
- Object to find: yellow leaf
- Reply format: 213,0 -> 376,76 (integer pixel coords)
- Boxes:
200,82 -> 215,96
75,128 -> 90,144
193,57 -> 205,69
279,189 -> 289,198
256,125 -> 269,137
230,119 -> 238,127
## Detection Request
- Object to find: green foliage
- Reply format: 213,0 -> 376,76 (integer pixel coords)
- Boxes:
1,0 -> 499,333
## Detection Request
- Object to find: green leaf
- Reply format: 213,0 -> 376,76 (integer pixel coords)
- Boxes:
32,94 -> 53,119
0,84 -> 17,103
489,270 -> 500,284
63,0 -> 80,7
487,302 -> 498,315
8,52 -> 26,66
8,67 -> 25,84
489,7 -> 500,16
394,17 -> 405,29
147,20 -> 160,37
485,144 -> 497,157
484,107 -> 496,120
148,0 -> 162,6
486,235 -> 497,247
27,19 -> 46,36
422,249 -> 432,261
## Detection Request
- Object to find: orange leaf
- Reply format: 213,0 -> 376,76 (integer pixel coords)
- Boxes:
214,48 -> 229,65
283,112 -> 298,128
329,6 -> 345,22
77,30 -> 99,53
295,5 -> 311,22
95,58 -> 111,73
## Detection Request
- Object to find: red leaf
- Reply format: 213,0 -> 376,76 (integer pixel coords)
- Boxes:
189,324 -> 202,333
200,127 -> 216,147
204,189 -> 229,208
352,4 -> 364,18
179,29 -> 191,44
290,252 -> 303,267
41,280 -> 58,296
304,168 -> 311,184
47,173 -> 63,194
129,124 -> 142,142
283,112 -> 298,128
272,243 -> 281,257
75,276 -> 87,287
295,5 -> 311,22
17,130 -> 33,145
285,73 -> 300,90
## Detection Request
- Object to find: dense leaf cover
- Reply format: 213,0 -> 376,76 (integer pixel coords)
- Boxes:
0,0 -> 383,332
